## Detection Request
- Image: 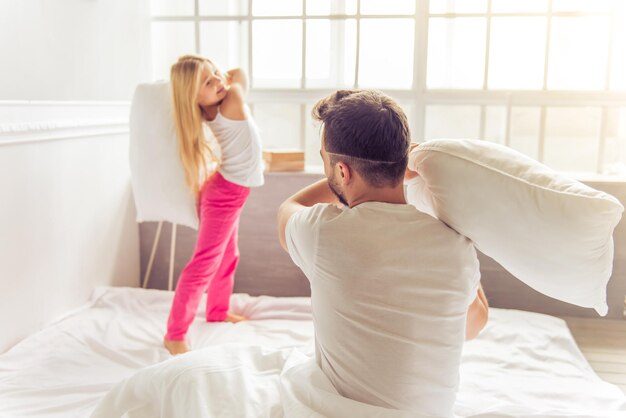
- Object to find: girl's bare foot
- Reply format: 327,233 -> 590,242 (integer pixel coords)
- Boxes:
164,339 -> 190,356
225,312 -> 246,323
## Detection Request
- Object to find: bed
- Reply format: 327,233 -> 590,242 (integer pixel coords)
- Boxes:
1,173 -> 625,417
0,286 -> 624,418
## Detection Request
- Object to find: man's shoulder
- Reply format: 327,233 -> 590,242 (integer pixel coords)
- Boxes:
290,203 -> 344,226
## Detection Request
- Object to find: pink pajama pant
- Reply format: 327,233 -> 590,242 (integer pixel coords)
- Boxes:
165,172 -> 250,341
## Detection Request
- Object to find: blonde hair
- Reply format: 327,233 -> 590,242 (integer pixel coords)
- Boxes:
170,54 -> 220,198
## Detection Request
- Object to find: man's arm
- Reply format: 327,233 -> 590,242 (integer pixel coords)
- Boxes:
405,142 -> 420,180
466,284 -> 488,340
277,179 -> 339,252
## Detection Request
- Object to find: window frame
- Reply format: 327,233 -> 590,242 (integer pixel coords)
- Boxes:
151,0 -> 626,174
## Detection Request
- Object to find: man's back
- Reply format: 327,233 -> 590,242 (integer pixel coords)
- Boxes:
286,201 -> 480,417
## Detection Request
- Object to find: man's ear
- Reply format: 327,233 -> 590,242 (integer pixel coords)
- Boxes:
336,161 -> 352,185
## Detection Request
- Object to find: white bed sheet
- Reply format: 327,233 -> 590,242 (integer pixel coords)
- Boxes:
0,287 -> 624,418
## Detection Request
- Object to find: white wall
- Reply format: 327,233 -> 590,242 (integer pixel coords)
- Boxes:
0,0 -> 151,352
0,0 -> 151,101
0,116 -> 140,353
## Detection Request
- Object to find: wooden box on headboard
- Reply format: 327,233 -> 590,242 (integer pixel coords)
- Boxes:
139,173 -> 626,319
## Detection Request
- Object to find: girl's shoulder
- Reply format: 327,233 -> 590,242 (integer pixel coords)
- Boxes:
218,85 -> 247,121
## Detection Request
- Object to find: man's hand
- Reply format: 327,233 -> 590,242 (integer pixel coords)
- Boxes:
466,284 -> 489,340
405,142 -> 420,180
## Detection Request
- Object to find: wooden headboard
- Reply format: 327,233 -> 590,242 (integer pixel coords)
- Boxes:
140,172 -> 626,319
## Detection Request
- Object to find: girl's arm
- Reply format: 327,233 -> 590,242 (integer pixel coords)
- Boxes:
219,69 -> 248,121
226,68 -> 248,95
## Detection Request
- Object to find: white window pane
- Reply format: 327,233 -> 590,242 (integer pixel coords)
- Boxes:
397,101 -> 417,142
305,104 -> 323,167
488,18 -> 546,89
484,106 -> 506,143
252,20 -> 302,88
306,19 -> 356,88
361,0 -> 414,15
253,0 -> 302,16
150,0 -> 194,16
429,0 -> 487,14
610,3 -> 626,90
151,22 -> 196,81
552,0 -> 613,13
427,18 -> 487,89
425,105 -> 481,139
200,22 -> 247,71
491,0 -> 547,13
509,107 -> 540,160
253,103 -> 302,149
199,0 -> 247,16
306,0 -> 357,15
544,107 -> 601,172
604,107 -> 626,174
359,19 -> 414,89
547,17 -> 611,90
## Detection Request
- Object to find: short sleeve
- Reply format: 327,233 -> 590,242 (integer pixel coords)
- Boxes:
285,203 -> 331,279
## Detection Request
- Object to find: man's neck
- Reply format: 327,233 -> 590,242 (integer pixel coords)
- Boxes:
348,184 -> 406,208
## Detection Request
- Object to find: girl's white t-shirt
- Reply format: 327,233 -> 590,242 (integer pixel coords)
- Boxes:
285,202 -> 480,417
205,106 -> 264,188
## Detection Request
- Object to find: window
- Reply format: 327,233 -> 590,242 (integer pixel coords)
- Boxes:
150,0 -> 626,175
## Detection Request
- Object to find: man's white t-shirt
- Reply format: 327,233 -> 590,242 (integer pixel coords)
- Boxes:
285,202 -> 480,417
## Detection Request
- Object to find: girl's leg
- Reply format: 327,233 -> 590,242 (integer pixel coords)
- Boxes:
205,222 -> 240,322
165,174 -> 249,342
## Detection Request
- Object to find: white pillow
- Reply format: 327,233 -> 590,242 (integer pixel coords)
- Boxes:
129,82 -> 199,230
405,139 -> 623,316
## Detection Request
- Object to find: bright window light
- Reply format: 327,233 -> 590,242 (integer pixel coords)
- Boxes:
509,107 -> 541,160
306,0 -> 357,16
306,19 -> 356,88
604,108 -> 626,174
552,0 -> 613,13
252,20 -> 302,88
252,0 -> 302,17
360,0 -> 415,15
610,3 -> 626,90
151,22 -> 195,81
199,22 -> 247,72
150,0 -> 626,174
427,18 -> 487,89
547,17 -> 611,90
253,103 -> 301,149
491,0 -> 547,13
199,0 -> 247,16
304,104 -> 323,167
429,0 -> 487,14
484,106 -> 507,143
488,17 -> 546,89
150,0 -> 193,16
425,105 -> 481,139
544,107 -> 602,172
359,19 -> 414,89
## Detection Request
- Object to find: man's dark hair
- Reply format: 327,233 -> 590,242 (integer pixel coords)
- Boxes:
311,90 -> 410,187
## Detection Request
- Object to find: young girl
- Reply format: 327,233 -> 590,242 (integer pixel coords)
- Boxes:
164,54 -> 264,355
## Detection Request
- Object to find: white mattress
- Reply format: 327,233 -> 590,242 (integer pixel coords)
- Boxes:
0,287 -> 624,418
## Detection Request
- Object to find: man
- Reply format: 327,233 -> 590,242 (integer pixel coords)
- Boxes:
277,90 -> 488,416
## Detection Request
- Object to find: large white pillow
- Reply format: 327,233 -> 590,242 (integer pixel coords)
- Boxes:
405,139 -> 623,315
129,82 -> 199,230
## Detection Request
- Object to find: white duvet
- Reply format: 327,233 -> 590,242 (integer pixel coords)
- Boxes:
1,287 -> 625,418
